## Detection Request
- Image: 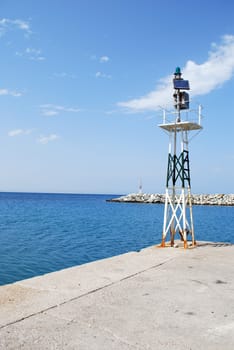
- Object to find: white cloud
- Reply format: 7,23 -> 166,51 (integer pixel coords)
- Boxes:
8,129 -> 24,137
8,129 -> 33,137
0,88 -> 22,97
0,89 -> 10,95
38,134 -> 59,144
43,110 -> 59,116
118,35 -> 234,112
90,55 -> 110,63
53,72 -> 76,79
40,104 -> 81,116
26,47 -> 45,60
0,18 -> 31,37
16,47 -> 45,61
100,55 -> 110,63
11,91 -> 23,97
105,109 -> 119,115
95,71 -> 112,79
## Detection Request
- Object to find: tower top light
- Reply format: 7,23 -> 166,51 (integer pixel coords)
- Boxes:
174,66 -> 182,79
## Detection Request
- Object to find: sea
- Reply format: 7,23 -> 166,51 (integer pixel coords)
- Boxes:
0,192 -> 234,286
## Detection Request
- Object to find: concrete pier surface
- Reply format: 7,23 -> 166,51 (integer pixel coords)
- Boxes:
0,242 -> 234,349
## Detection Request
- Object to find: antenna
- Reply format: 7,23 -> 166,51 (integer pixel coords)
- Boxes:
158,67 -> 203,248
138,178 -> 143,195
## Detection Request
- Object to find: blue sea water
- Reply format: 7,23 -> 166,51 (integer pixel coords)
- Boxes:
0,192 -> 234,286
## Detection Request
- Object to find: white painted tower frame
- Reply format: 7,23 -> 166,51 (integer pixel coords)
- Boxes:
158,67 -> 202,248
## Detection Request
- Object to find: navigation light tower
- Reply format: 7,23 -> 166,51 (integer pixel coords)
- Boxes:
158,67 -> 202,248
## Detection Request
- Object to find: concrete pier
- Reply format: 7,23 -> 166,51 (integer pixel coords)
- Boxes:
0,242 -> 234,349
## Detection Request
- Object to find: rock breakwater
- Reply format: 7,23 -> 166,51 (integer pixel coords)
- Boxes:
107,193 -> 234,206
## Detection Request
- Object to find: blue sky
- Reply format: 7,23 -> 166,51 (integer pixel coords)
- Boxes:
0,0 -> 234,194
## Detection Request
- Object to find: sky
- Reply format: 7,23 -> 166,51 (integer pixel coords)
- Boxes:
0,0 -> 234,194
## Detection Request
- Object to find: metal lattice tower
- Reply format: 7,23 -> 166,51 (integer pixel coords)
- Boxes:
158,67 -> 203,248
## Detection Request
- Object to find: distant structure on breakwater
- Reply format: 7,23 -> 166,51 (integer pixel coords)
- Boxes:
107,193 -> 234,206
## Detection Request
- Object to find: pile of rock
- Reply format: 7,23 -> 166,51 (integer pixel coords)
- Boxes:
107,193 -> 234,206
108,193 -> 165,204
191,194 -> 234,206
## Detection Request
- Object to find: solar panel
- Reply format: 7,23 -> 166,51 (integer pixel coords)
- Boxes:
173,79 -> 190,90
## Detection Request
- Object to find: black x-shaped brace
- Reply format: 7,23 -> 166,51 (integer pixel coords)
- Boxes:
166,150 -> 191,187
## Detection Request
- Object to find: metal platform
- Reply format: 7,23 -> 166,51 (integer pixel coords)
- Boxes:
158,121 -> 202,132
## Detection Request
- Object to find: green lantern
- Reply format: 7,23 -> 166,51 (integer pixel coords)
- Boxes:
175,67 -> 181,75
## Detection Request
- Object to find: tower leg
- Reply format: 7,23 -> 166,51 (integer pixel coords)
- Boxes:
161,189 -> 169,247
188,187 -> 196,246
182,188 -> 187,248
170,186 -> 175,247
170,226 -> 175,247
